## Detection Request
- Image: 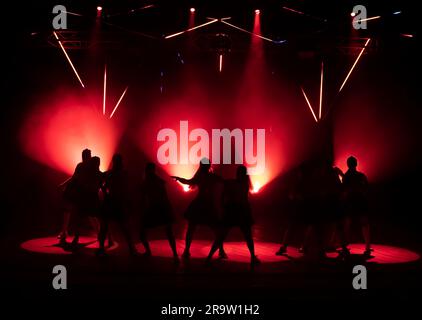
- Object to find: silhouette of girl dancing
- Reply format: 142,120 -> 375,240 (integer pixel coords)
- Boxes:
139,163 -> 178,262
206,165 -> 260,265
172,158 -> 227,259
71,156 -> 103,248
97,154 -> 136,256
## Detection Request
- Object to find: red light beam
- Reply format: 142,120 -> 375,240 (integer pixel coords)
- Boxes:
103,65 -> 107,115
301,87 -> 318,123
339,38 -> 370,93
164,19 -> 218,39
319,61 -> 324,120
109,86 -> 128,119
53,31 -> 85,88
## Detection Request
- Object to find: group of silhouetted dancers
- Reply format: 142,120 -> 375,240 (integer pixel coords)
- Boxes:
58,148 -> 372,265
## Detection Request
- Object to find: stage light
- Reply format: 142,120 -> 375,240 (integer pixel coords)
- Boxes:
251,182 -> 261,194
339,38 -> 371,93
103,65 -> 107,115
300,87 -> 318,123
53,31 -> 85,88
350,12 -> 356,17
401,33 -> 414,38
97,6 -> 102,12
110,86 -> 128,119
190,8 -> 195,13
393,11 -> 402,15
255,9 -> 260,15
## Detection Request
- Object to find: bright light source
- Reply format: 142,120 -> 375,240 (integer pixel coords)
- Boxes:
251,182 -> 261,194
350,12 -> 356,17
97,6 -> 102,11
255,9 -> 260,15
190,8 -> 195,13
319,61 -> 324,120
393,11 -> 401,15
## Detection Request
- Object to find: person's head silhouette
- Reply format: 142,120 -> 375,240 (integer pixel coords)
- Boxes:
91,156 -> 100,170
112,154 -> 123,171
347,156 -> 358,171
199,157 -> 211,173
82,148 -> 91,162
236,165 -> 248,179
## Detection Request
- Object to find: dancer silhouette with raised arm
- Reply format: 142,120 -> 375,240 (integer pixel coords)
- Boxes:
172,158 -> 227,259
139,162 -> 179,262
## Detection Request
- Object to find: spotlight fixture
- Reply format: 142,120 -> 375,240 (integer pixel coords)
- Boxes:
190,8 -> 195,13
350,12 -> 356,17
255,9 -> 260,15
97,6 -> 103,12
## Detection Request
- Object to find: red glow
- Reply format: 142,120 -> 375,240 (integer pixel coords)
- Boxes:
326,244 -> 419,264
136,240 -> 301,263
334,92 -> 411,181
97,6 -> 102,12
20,95 -> 123,174
190,8 -> 195,13
255,9 -> 260,15
21,236 -> 119,255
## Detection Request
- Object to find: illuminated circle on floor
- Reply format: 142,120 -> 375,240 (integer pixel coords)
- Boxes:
20,236 -> 119,255
136,240 -> 302,263
326,243 -> 420,264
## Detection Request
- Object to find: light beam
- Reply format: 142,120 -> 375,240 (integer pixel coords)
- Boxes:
103,65 -> 107,115
319,61 -> 324,120
165,19 -> 218,39
219,54 -> 223,72
301,87 -> 318,123
339,38 -> 371,93
109,86 -> 128,119
53,31 -> 85,88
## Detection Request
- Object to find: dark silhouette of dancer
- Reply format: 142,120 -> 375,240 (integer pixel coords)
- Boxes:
276,165 -> 306,255
338,156 -> 372,256
139,163 -> 178,261
58,148 -> 91,242
172,158 -> 227,259
206,165 -> 260,265
71,156 -> 103,247
300,159 -> 342,259
97,154 -> 137,256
